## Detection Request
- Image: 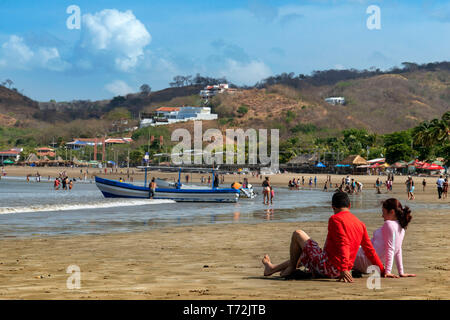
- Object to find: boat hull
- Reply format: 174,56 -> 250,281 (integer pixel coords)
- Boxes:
95,176 -> 239,203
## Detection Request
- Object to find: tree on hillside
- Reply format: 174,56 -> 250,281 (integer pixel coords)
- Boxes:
140,84 -> 151,96
2,79 -> 13,88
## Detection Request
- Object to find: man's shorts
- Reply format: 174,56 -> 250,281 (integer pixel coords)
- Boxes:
299,239 -> 340,278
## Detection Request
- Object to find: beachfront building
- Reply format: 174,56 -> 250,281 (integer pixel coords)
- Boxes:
66,137 -> 133,150
325,97 -> 346,105
140,106 -> 218,128
0,148 -> 22,164
36,147 -> 56,158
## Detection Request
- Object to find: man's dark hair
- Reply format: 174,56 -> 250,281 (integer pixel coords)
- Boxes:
332,192 -> 350,208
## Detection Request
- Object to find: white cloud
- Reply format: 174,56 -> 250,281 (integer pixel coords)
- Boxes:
0,35 -> 70,71
219,59 -> 272,85
81,9 -> 151,72
105,80 -> 134,96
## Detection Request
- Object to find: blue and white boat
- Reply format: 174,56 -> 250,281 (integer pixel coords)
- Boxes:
94,168 -> 240,203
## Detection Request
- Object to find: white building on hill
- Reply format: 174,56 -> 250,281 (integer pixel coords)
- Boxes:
199,83 -> 236,99
325,97 -> 346,105
140,106 -> 218,128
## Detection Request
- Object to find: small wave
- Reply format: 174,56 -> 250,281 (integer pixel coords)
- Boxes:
0,199 -> 175,214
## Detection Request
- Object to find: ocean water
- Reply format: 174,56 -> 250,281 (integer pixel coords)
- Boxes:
0,177 -> 446,238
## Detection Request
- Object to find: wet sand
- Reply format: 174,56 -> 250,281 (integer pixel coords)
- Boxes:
0,208 -> 449,299
0,167 -> 448,299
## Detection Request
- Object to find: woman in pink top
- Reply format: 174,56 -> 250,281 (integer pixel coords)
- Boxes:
353,198 -> 416,278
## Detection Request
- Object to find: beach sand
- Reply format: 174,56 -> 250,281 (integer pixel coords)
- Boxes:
0,167 -> 449,299
0,207 -> 449,299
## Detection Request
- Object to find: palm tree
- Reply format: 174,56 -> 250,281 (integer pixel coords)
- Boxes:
412,121 -> 433,147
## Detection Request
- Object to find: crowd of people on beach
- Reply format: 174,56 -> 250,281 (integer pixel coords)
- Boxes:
53,171 -> 75,191
262,192 -> 416,282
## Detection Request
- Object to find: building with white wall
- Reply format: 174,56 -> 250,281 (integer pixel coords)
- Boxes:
325,97 -> 346,105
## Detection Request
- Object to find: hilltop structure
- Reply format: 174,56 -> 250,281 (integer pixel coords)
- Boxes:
139,106 -> 218,128
199,83 -> 237,99
324,97 -> 346,105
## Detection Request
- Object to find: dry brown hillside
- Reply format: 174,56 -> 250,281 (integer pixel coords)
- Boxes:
0,69 -> 448,139
207,70 -> 449,136
0,86 -> 39,124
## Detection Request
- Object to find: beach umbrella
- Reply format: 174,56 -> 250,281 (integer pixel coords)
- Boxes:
425,164 -> 444,170
419,163 -> 431,169
335,164 -> 350,167
391,161 -> 406,168
3,159 -> 14,164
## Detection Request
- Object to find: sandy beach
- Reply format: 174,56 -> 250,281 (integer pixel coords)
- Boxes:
0,166 -> 449,299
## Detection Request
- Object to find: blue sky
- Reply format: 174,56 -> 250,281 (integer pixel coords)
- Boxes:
0,0 -> 449,101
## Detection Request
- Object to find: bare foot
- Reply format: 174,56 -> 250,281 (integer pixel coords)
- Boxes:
262,254 -> 275,276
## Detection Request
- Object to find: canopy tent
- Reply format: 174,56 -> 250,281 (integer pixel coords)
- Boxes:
3,159 -> 14,164
315,162 -> 326,168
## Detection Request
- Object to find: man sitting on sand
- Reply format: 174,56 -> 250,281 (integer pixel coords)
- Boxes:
262,192 -> 385,282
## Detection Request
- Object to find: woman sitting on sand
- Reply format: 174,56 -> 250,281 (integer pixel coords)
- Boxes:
353,198 -> 416,278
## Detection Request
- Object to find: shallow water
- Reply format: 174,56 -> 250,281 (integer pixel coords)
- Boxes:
0,177 -> 447,238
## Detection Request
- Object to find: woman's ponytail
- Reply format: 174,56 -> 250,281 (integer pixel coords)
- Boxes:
382,198 -> 412,229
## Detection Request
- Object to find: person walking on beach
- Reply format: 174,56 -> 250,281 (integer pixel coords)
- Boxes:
443,178 -> 448,200
436,175 -> 445,199
375,178 -> 382,194
262,177 -> 271,205
149,178 -> 157,199
353,198 -> 416,278
302,176 -> 305,186
270,186 -> 274,205
314,176 -> 317,188
405,177 -> 412,199
261,192 -> 385,282
54,178 -> 60,190
422,179 -> 426,192
408,177 -> 415,200
69,180 -> 73,190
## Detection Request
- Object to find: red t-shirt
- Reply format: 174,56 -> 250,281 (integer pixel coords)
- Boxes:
324,210 -> 385,274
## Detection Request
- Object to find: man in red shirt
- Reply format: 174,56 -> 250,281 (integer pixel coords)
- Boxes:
262,192 -> 385,282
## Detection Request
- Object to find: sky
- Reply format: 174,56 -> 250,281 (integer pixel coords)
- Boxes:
0,0 -> 449,101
